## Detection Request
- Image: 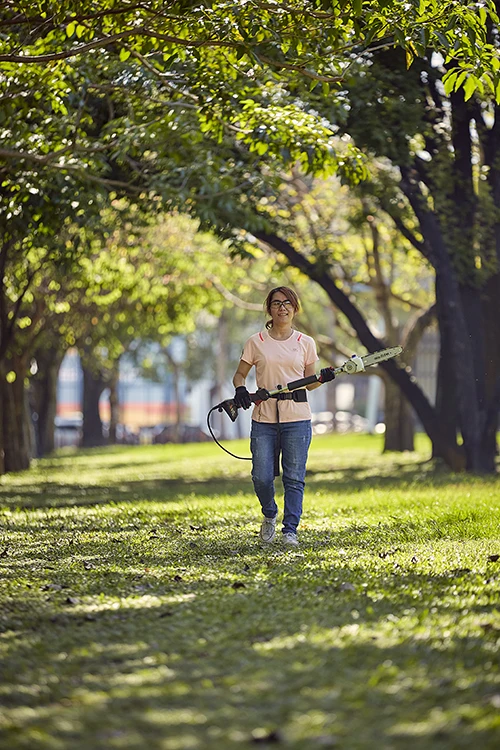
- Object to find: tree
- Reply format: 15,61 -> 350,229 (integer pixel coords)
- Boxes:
0,197 -> 98,472
2,2 -> 498,94
2,1 -> 499,473
54,212 -> 237,447
335,46 -> 500,471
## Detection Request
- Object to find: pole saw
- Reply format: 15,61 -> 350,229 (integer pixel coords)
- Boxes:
207,346 -> 402,460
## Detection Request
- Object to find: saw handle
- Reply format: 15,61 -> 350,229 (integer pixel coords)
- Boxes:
284,374 -> 320,391
218,389 -> 272,422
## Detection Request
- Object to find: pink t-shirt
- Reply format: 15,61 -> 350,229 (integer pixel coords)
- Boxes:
241,329 -> 319,423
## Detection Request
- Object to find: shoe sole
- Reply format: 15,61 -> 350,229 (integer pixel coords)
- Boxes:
259,533 -> 276,543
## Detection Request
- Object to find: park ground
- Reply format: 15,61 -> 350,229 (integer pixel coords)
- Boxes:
0,434 -> 499,750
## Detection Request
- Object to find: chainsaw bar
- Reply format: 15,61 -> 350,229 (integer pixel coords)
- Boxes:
337,346 -> 403,375
361,345 -> 403,368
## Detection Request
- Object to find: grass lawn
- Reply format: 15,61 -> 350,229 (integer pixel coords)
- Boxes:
0,433 -> 499,750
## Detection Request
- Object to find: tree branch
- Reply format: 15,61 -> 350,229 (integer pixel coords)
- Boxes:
208,277 -> 262,311
401,303 -> 437,361
0,149 -> 147,193
0,28 -> 235,64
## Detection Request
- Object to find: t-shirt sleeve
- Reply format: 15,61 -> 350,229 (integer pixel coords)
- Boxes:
305,337 -> 320,366
241,337 -> 256,365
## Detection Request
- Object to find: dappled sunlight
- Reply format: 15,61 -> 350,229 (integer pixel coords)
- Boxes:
1,438 -> 498,748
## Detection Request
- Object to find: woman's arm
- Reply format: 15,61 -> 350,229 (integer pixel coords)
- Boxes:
233,359 -> 252,388
305,362 -> 323,391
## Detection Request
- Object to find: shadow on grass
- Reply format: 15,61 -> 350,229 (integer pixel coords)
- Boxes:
1,454 -> 499,749
1,554 -> 498,750
2,459 -> 498,511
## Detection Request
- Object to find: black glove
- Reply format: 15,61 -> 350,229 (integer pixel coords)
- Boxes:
255,387 -> 271,402
234,385 -> 252,409
319,367 -> 336,383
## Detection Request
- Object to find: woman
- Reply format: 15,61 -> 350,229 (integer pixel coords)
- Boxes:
232,286 -> 335,547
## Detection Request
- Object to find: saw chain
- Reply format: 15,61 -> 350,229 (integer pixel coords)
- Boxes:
339,345 -> 403,375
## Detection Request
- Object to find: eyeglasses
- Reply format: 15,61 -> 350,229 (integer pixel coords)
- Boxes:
270,300 -> 293,309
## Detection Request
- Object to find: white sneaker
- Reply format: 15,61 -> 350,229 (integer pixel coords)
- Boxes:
259,516 -> 277,543
282,532 -> 299,547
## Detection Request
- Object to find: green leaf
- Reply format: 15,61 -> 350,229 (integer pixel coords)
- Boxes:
394,28 -> 405,48
435,31 -> 450,50
119,49 -> 131,62
66,21 -> 76,37
442,69 -> 459,96
453,70 -> 469,92
463,75 -> 477,101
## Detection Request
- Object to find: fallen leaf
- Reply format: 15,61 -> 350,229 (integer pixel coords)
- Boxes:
378,548 -> 401,559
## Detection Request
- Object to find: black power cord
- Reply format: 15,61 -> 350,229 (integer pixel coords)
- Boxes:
206,405 -> 252,461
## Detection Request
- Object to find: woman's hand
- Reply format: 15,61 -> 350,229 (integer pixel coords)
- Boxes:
319,367 -> 336,383
255,387 -> 270,401
234,385 -> 252,409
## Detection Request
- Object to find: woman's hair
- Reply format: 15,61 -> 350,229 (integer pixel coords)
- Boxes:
264,286 -> 300,330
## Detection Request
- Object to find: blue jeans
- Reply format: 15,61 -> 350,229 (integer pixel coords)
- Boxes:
250,420 -> 312,534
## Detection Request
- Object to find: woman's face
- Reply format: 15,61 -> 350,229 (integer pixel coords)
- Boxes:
269,291 -> 296,326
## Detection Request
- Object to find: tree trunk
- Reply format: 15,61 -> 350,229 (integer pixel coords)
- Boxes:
0,358 -> 31,473
165,348 -> 182,443
81,363 -> 106,447
480,272 -> 500,469
482,102 -> 500,465
383,376 -> 414,452
398,171 -> 488,472
432,277 -> 459,458
107,359 -> 120,444
0,381 -> 4,475
31,344 -> 65,456
215,312 -> 229,440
